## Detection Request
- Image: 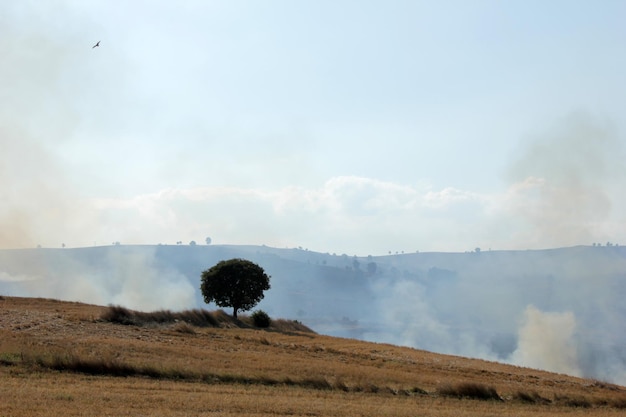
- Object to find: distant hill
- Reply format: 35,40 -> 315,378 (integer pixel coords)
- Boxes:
1,244 -> 625,384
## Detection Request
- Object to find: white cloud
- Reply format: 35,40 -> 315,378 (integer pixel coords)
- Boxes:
73,177 -> 497,254
423,187 -> 485,209
3,170 -> 623,254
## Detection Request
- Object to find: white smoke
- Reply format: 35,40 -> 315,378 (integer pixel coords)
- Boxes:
103,248 -> 196,311
503,112 -> 626,248
0,247 -> 196,311
511,305 -> 582,376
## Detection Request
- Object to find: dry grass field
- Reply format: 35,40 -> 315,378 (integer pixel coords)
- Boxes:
1,296 -> 626,416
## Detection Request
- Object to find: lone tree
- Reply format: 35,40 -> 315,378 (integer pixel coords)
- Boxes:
200,258 -> 271,319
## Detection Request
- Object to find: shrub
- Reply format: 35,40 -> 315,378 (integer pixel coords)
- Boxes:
251,310 -> 271,328
101,305 -> 136,325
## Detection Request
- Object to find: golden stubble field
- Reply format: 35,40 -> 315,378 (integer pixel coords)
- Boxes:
1,296 -> 625,416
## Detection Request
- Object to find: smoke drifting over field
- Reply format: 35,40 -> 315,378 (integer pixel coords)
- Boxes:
0,247 -> 195,311
1,244 -> 626,386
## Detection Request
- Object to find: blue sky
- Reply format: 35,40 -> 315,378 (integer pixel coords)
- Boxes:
2,1 -> 625,254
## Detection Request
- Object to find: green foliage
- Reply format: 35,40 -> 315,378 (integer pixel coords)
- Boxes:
200,258 -> 271,318
251,310 -> 271,328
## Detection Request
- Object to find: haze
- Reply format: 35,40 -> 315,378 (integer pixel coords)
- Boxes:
1,1 -> 625,254
2,1 -> 626,386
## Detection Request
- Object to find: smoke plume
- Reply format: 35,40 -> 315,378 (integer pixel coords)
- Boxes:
504,113 -> 625,247
511,306 -> 581,376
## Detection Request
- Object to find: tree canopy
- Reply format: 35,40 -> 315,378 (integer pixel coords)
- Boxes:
199,258 -> 271,319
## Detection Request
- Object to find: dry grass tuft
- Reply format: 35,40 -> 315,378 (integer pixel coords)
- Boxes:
170,321 -> 197,334
299,376 -> 333,390
438,382 -> 502,401
100,305 -> 222,327
100,305 -> 315,333
553,393 -> 592,408
408,386 -> 429,395
609,396 -> 626,409
0,352 -> 21,366
29,353 -> 161,378
268,318 -> 313,333
512,390 -> 551,404
14,350 -> 354,394
100,305 -> 135,325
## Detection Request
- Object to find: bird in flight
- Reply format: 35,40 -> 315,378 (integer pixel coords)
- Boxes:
92,41 -> 100,49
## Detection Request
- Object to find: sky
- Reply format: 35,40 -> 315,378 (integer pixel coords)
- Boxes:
2,0 -> 626,255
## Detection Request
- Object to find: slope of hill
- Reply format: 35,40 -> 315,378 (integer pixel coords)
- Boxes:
1,296 -> 626,417
1,244 -> 625,385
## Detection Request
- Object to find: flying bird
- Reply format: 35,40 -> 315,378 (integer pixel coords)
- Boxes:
92,41 -> 100,49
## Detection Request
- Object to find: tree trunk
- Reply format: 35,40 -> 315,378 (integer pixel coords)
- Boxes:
233,307 -> 238,319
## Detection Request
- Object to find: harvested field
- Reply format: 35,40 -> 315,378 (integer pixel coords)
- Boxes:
1,296 -> 625,416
